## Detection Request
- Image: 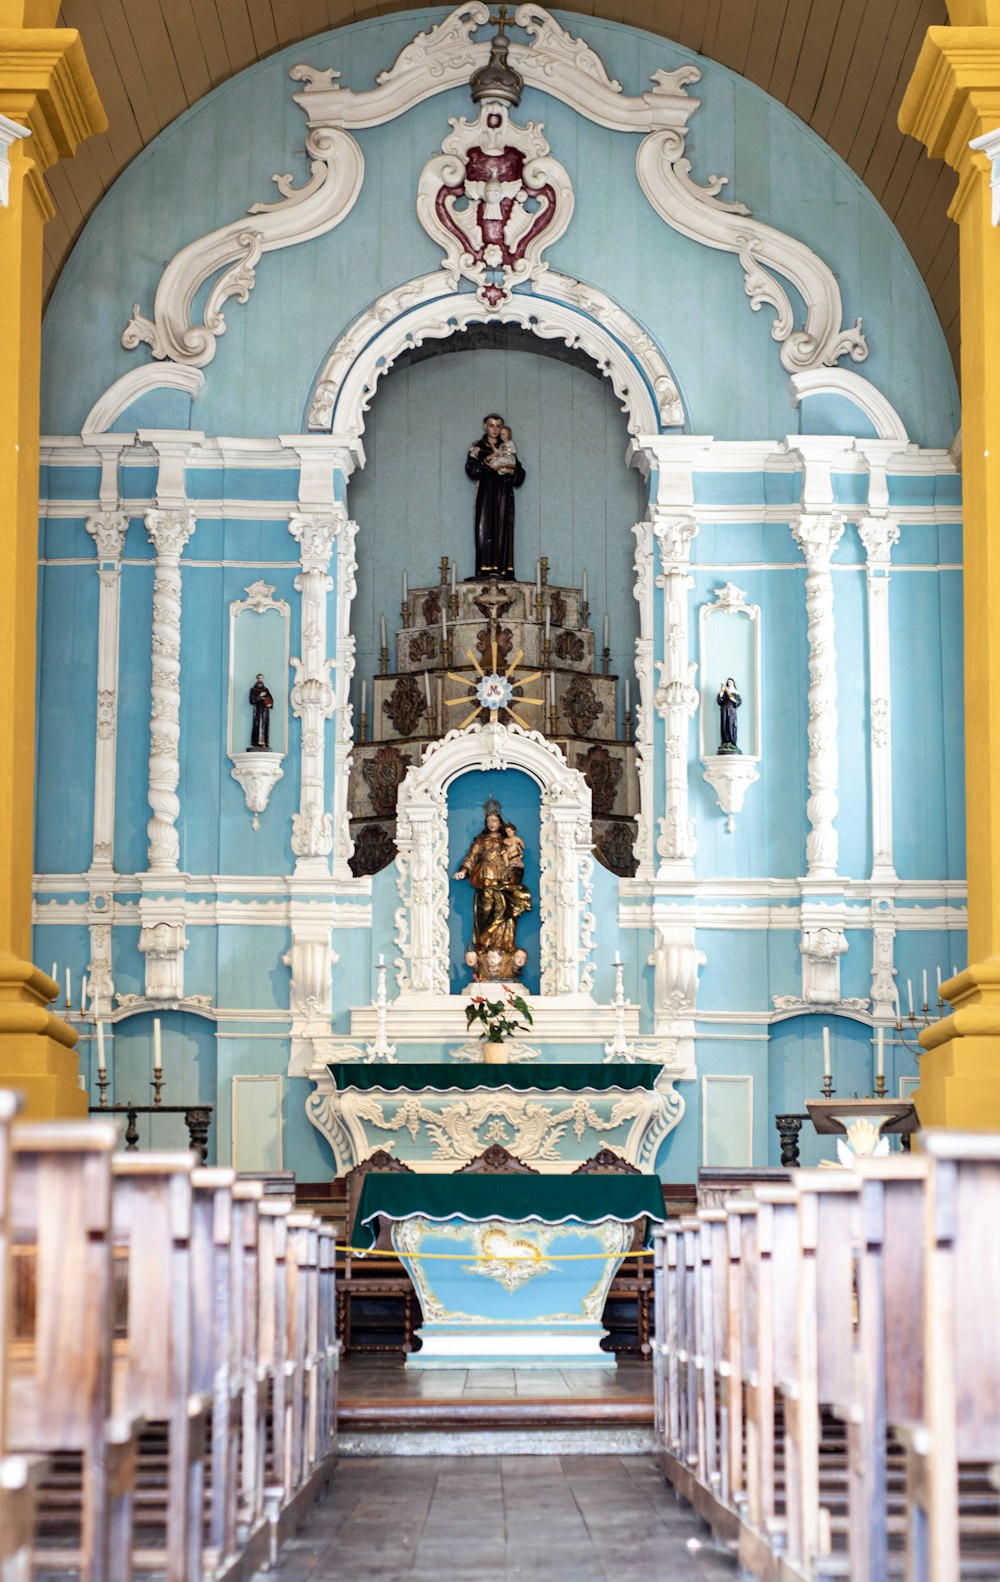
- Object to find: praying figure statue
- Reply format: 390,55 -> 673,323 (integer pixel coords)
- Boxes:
453,796 -> 532,980
716,677 -> 742,754
249,673 -> 274,751
465,412 -> 525,577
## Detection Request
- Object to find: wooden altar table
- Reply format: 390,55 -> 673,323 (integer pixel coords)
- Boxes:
354,1172 -> 666,1368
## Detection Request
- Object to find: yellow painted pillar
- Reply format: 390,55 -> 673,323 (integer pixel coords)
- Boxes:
901,24 -> 1000,1126
0,10 -> 105,1115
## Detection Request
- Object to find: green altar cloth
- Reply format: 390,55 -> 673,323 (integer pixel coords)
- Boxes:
327,1062 -> 659,1093
355,1172 -> 666,1247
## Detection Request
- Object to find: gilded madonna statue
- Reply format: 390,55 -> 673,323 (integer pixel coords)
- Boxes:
453,797 -> 532,980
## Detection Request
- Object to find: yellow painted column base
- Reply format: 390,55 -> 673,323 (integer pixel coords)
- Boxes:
916,963 -> 1000,1129
0,954 -> 84,1119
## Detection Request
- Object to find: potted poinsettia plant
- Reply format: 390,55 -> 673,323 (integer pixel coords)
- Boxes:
465,985 -> 533,1063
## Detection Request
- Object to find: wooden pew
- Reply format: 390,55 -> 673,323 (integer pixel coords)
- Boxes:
902,1132 -> 1000,1582
230,1180 -> 267,1543
0,1088 -> 38,1582
314,1221 -> 339,1465
190,1167 -> 240,1572
110,1152 -> 210,1582
6,1119 -> 135,1582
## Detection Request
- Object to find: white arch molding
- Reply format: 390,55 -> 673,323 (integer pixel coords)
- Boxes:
305,271 -> 686,441
393,722 -> 597,1002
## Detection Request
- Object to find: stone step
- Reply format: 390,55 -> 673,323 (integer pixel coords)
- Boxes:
337,1395 -> 657,1456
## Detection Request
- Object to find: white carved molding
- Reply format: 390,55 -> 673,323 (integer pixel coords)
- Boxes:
416,99 -> 573,309
284,920 -> 339,1073
393,722 -> 594,999
122,128 -> 364,367
289,512 -> 338,878
332,516 -> 359,879
788,369 -> 909,444
138,917 -> 189,1002
870,897 -> 898,1021
0,113 -> 29,208
227,579 -> 290,828
649,511 -> 699,875
858,515 -> 900,884
145,508 -> 196,873
636,127 -> 867,376
86,511 -> 128,879
307,272 -> 681,438
84,911 -> 115,1020
82,366 -> 205,437
631,521 -> 656,879
970,126 -> 1000,226
647,925 -> 705,1074
701,756 -> 761,835
791,512 -> 845,881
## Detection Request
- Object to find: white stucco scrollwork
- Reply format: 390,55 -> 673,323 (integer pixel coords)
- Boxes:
289,512 -> 340,876
307,275 -> 682,437
636,120 -> 868,375
145,508 -> 196,873
651,512 -> 699,873
791,512 -> 845,882
392,722 -> 594,1001
859,515 -> 900,885
121,125 -> 364,366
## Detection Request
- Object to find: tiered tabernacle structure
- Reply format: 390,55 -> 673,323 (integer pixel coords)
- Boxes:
349,561 -> 638,877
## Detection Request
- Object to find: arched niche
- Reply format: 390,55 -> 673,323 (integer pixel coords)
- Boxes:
393,721 -> 595,1001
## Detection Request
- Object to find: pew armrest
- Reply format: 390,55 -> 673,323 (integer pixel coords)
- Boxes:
1,1451 -> 48,1492
893,1419 -> 931,1457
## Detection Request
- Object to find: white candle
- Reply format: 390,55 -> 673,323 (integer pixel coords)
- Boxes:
822,1025 -> 831,1078
441,604 -> 448,640
936,965 -> 942,992
548,672 -> 555,708
953,964 -> 959,978
624,679 -> 631,713
536,560 -> 541,596
544,604 -> 550,641
380,615 -> 387,651
402,571 -> 408,602
50,960 -> 57,985
907,979 -> 914,1015
96,1019 -> 106,1074
613,950 -> 621,966
65,968 -> 71,1004
877,1024 -> 884,1079
582,569 -> 588,604
378,954 -> 384,968
894,987 -> 901,1022
153,1017 -> 162,1072
360,679 -> 366,717
451,562 -> 457,593
423,670 -> 431,707
922,969 -> 928,1008
80,974 -> 88,1015
603,614 -> 609,651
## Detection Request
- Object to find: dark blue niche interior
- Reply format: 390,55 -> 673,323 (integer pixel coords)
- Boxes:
447,767 -> 542,998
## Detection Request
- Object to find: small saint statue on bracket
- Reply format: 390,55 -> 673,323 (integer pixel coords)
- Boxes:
465,413 -> 525,578
249,673 -> 274,751
453,796 -> 532,980
716,677 -> 742,754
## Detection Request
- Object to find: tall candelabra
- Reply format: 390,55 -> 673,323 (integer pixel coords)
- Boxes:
896,994 -> 945,1057
603,960 -> 662,1063
365,960 -> 397,1062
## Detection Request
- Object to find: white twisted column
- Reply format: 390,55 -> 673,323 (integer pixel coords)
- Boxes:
631,520 -> 656,879
332,516 -> 359,880
289,513 -> 337,879
859,515 -> 900,885
145,508 -> 195,873
791,512 -> 844,881
652,513 -> 699,875
85,510 -> 128,877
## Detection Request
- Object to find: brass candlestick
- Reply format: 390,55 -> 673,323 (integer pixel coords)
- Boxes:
602,646 -> 611,675
874,1072 -> 887,1099
96,1069 -> 110,1108
821,1073 -> 834,1099
539,556 -> 549,587
449,592 -> 459,621
401,600 -> 411,629
359,710 -> 368,744
534,592 -> 543,623
379,645 -> 388,676
440,556 -> 450,587
580,599 -> 590,628
623,709 -> 632,743
542,637 -> 552,668
152,1069 -> 164,1107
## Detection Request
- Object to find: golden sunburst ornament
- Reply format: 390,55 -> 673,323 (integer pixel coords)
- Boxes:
445,627 -> 544,730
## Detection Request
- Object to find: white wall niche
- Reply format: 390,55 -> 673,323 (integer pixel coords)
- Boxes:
699,583 -> 761,833
228,580 -> 290,828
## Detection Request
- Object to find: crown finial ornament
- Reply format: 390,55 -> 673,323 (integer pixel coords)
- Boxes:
471,8 -> 524,106
483,795 -> 502,820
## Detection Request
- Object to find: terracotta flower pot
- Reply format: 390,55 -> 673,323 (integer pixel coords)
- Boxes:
482,1040 -> 509,1063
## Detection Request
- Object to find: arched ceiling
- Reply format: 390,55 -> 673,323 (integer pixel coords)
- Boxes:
51,0 -> 957,370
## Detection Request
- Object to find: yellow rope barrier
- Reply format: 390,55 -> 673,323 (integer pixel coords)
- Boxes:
337,1243 -> 654,1261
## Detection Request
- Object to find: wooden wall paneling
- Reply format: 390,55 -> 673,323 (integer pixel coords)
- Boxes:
704,0 -> 758,79
116,0 -> 189,128
244,0 -> 281,58
92,0 -> 163,145
158,0 -> 216,106
185,0 -> 234,85
892,142 -> 953,242
268,0 -> 307,50
881,136 -> 930,224
297,0 -> 336,38
819,0 -> 899,158
675,0 -> 712,59
61,0 -> 146,167
858,0 -> 942,194
212,0 -> 261,77
785,0 -> 843,127
925,223 -> 959,301
742,0 -> 794,92
766,0 -> 813,105
809,0 -> 868,141
646,0 -> 687,42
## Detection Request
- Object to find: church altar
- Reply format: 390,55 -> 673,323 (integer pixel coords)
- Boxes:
355,1173 -> 665,1367
314,1062 -> 680,1174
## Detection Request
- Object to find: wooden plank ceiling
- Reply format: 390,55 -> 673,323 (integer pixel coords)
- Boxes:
51,0 -> 958,371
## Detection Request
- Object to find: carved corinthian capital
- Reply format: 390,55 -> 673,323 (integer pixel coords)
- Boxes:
858,514 -> 900,567
85,511 -> 129,561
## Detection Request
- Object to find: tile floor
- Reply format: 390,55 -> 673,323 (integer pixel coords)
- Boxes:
339,1355 -> 654,1401
271,1456 -> 738,1581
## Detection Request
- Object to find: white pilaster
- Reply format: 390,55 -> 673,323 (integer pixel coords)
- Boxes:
288,512 -> 337,879
652,513 -> 699,875
859,515 -> 900,885
144,507 -> 196,873
85,443 -> 129,880
630,519 -> 656,878
791,511 -> 845,882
